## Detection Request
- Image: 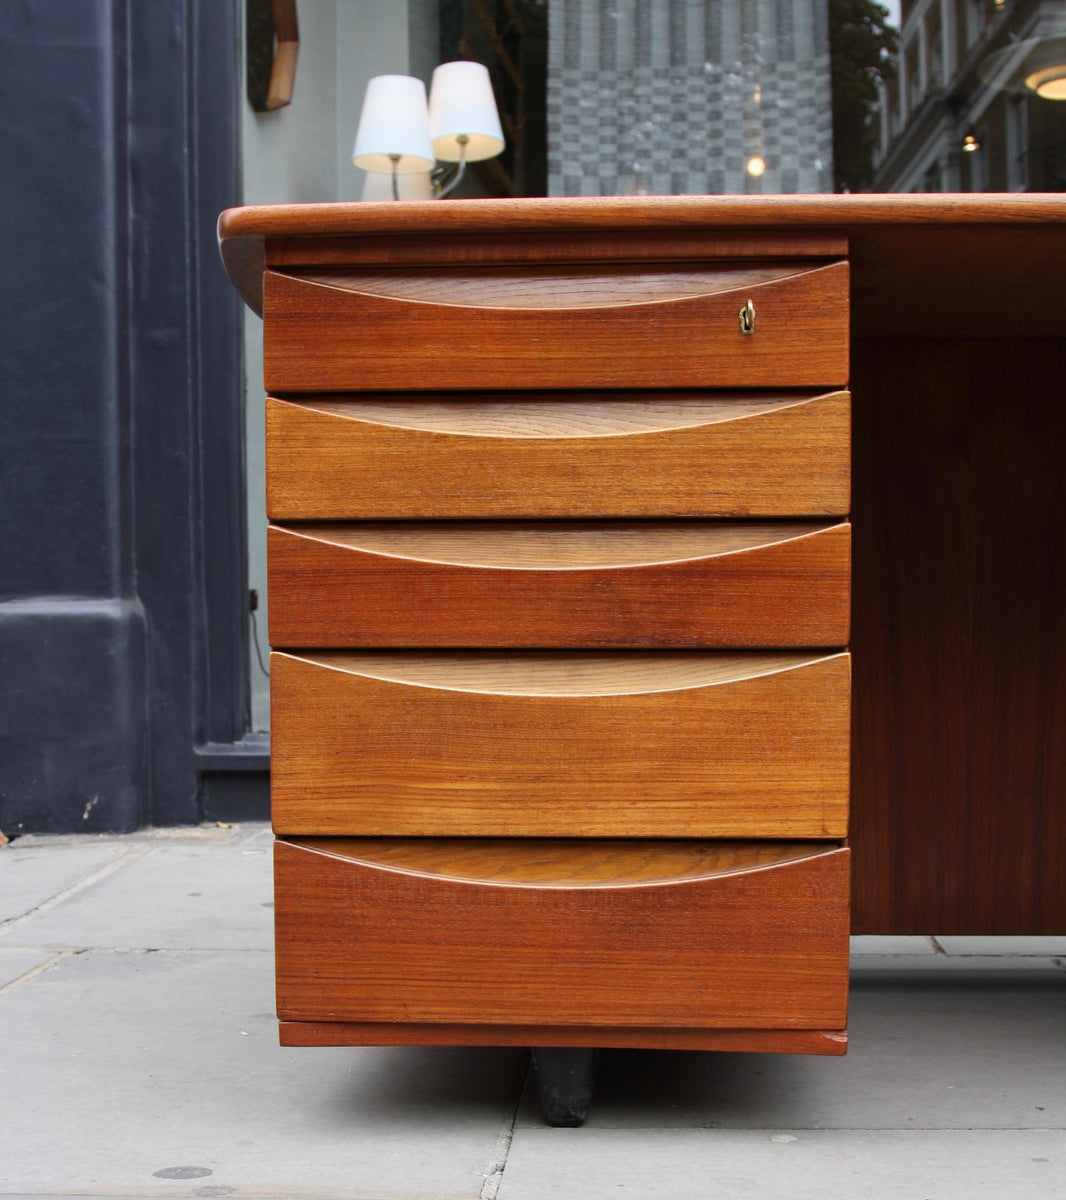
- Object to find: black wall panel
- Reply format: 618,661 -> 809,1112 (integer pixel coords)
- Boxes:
0,0 -> 259,834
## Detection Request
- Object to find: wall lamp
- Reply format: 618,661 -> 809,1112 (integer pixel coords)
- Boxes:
352,62 -> 504,200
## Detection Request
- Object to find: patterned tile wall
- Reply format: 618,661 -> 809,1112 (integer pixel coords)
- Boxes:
547,0 -> 833,195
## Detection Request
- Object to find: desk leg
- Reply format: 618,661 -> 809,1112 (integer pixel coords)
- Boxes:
530,1047 -> 600,1126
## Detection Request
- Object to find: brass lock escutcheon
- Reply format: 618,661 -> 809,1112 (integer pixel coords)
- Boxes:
739,299 -> 756,335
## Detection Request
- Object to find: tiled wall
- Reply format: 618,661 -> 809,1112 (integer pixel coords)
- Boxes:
547,0 -> 834,196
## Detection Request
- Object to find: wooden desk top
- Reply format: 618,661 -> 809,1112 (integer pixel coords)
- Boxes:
220,194 -> 1066,338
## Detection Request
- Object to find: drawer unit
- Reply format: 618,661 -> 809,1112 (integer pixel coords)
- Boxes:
263,260 -> 850,392
242,216 -> 853,1082
270,650 -> 850,838
265,390 -> 852,519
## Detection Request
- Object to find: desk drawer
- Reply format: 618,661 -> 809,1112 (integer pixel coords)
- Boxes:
268,521 -> 851,648
265,391 -> 851,519
274,838 -> 850,1029
270,650 -> 850,838
263,261 -> 849,392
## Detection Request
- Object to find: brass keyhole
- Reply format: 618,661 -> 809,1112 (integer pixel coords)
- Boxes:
739,299 -> 756,335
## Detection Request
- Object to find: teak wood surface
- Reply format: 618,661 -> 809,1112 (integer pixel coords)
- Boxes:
265,390 -> 851,519
286,835 -> 833,883
850,338 -> 1066,933
274,838 -> 850,1029
277,1021 -> 848,1054
267,520 -> 851,648
262,261 -> 849,391
270,650 -> 850,838
265,228 -> 849,270
315,261 -> 811,305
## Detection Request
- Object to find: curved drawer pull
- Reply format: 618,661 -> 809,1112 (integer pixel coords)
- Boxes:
285,836 -> 837,887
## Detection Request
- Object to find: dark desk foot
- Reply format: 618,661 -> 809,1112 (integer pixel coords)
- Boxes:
530,1047 -> 600,1127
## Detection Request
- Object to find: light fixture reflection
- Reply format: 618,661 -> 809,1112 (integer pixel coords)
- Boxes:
746,155 -> 766,177
978,29 -> 1066,101
1025,64 -> 1066,99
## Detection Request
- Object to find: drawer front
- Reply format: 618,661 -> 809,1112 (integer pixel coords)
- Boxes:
263,261 -> 849,392
265,391 -> 852,520
270,650 -> 850,838
274,838 -> 851,1029
268,521 -> 851,648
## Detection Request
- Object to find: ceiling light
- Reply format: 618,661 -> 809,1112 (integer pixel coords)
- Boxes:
978,29 -> 1066,99
1025,63 -> 1066,99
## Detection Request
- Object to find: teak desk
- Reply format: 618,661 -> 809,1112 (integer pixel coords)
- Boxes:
221,195 -> 1066,1116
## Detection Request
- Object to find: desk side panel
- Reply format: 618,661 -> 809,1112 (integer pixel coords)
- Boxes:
851,337 -> 1066,933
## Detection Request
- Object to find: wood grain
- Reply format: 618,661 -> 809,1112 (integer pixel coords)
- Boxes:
221,192 -> 1066,244
267,520 -> 851,648
312,262 -> 814,307
274,838 -> 850,1028
262,262 -> 849,391
265,390 -> 852,519
269,651 -> 850,837
282,648 -> 835,692
276,519 -> 838,563
265,227 -> 849,270
279,391 -> 830,433
289,836 -> 836,885
851,338 -> 1066,934
278,1022 -> 849,1054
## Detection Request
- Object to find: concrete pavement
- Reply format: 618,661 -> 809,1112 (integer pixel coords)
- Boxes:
1,823 -> 1063,1198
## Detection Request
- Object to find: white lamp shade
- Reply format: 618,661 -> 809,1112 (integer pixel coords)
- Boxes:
352,75 -> 435,173
360,169 -> 434,201
428,61 -> 505,162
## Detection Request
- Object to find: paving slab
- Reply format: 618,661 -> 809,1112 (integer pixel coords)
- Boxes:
0,947 -> 521,1198
3,826 -> 1063,1199
513,971 -> 1066,1131
0,840 -> 128,922
937,935 -> 1066,957
850,935 -> 936,956
0,946 -> 62,988
497,1128 -> 1066,1200
0,834 -> 274,951
850,955 -> 1066,973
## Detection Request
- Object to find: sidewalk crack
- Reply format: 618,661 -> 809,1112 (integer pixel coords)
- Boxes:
480,1049 -> 530,1200
0,844 -> 153,934
0,947 -> 82,997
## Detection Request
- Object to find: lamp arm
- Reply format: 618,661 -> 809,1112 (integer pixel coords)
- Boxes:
432,135 -> 469,197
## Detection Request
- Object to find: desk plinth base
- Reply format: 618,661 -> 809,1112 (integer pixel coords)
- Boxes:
278,1021 -> 848,1055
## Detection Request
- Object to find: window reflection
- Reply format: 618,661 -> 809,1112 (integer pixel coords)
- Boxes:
875,0 -> 1066,192
545,1 -> 838,195
440,0 -> 1064,195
